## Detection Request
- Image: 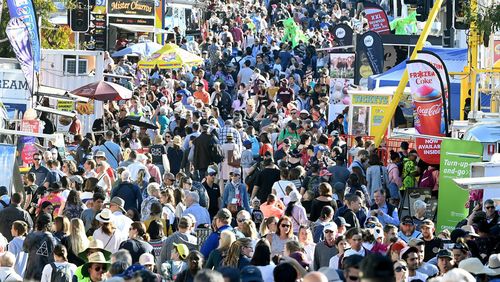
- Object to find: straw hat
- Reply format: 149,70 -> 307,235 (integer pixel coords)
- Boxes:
78,238 -> 111,262
459,257 -> 495,275
82,252 -> 110,277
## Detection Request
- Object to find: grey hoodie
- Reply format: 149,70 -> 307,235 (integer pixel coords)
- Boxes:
157,231 -> 197,270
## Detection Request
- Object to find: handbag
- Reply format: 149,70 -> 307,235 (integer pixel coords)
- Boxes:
227,148 -> 241,168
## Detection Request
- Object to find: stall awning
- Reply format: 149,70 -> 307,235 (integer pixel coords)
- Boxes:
109,23 -> 172,34
37,85 -> 89,103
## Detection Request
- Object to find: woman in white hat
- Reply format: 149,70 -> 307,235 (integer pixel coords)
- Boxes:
92,209 -> 127,253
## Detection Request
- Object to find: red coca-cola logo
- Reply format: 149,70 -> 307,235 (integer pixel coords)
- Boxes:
416,104 -> 441,117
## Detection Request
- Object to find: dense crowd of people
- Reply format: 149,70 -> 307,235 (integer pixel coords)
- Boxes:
2,0 -> 498,281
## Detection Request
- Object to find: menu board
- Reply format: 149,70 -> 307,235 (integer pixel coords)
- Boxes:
84,13 -> 107,51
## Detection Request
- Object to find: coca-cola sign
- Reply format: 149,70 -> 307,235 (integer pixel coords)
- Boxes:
416,104 -> 441,117
407,59 -> 446,165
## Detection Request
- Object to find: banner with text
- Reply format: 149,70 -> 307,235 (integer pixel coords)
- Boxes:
407,60 -> 446,164
437,139 -> 483,233
355,31 -> 384,86
332,23 -> 354,47
5,18 -> 36,93
108,0 -> 155,17
6,0 -> 40,74
417,50 -> 450,133
363,2 -> 391,34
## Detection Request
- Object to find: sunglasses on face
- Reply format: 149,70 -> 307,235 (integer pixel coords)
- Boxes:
281,224 -> 290,228
394,266 -> 407,272
486,206 -> 495,209
34,158 -> 41,161
92,265 -> 104,272
237,218 -> 248,223
324,230 -> 334,234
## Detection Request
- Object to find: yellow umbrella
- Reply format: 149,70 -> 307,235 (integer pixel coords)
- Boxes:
138,43 -> 204,69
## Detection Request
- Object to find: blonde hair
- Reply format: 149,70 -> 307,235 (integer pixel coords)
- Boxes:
222,238 -> 252,268
240,220 -> 258,239
218,230 -> 236,252
70,219 -> 89,254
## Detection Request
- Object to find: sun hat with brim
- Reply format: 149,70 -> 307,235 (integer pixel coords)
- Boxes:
459,257 -> 496,276
81,252 -> 111,277
95,208 -> 114,223
106,196 -> 126,213
487,254 -> 500,275
78,239 -> 112,262
94,151 -> 107,159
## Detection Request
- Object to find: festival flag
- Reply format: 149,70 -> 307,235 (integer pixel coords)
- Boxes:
6,18 -> 36,93
363,2 -> 391,34
417,50 -> 451,128
332,23 -> 354,47
407,60 -> 447,164
354,31 -> 384,85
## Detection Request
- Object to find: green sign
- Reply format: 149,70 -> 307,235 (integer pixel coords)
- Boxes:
436,139 -> 483,233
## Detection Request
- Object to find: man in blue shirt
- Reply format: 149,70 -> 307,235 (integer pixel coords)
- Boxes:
200,208 -> 233,258
98,131 -> 122,169
370,189 -> 400,226
177,81 -> 192,106
182,191 -> 211,227
29,153 -> 50,187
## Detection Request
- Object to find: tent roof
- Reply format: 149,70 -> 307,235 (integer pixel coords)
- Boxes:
368,47 -> 468,89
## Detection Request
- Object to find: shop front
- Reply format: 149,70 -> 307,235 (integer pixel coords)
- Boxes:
107,0 -> 162,51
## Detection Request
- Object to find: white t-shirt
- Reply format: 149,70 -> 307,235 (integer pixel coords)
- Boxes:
272,180 -> 297,201
238,67 -> 254,86
40,262 -> 77,282
408,271 -> 428,282
93,228 -> 127,253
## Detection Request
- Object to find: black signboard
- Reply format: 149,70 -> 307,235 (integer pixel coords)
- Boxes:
107,0 -> 154,17
84,13 -> 107,51
108,16 -> 154,26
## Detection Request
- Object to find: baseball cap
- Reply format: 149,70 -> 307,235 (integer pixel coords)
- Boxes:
437,249 -> 453,259
139,253 -> 155,266
391,241 -> 407,254
173,243 -> 189,260
207,167 -> 217,175
334,217 -> 351,227
421,219 -> 434,228
408,238 -> 425,247
324,222 -> 338,233
215,208 -> 232,221
243,140 -> 252,147
241,265 -> 263,282
401,216 -> 414,225
400,246 -> 419,260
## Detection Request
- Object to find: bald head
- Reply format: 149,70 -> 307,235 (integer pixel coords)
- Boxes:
303,272 -> 328,282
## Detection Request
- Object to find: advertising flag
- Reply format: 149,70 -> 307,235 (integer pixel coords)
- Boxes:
332,23 -> 354,47
6,0 -> 41,73
417,50 -> 451,130
363,2 -> 391,34
354,31 -> 384,86
407,60 -> 446,164
6,18 -> 36,93
436,139 -> 483,233
0,145 -> 17,191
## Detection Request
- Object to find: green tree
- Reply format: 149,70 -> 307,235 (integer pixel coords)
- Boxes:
0,0 -> 73,58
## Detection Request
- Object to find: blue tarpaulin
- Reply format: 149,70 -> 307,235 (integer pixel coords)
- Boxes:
368,47 -> 468,120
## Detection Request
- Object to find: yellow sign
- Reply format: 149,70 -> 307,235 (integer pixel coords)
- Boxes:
370,106 -> 387,136
76,101 -> 94,115
57,100 -> 75,112
352,94 -> 390,105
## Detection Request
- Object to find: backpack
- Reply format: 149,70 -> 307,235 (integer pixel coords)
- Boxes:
307,175 -> 322,197
419,168 -> 436,189
50,263 -> 71,282
209,139 -> 224,164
